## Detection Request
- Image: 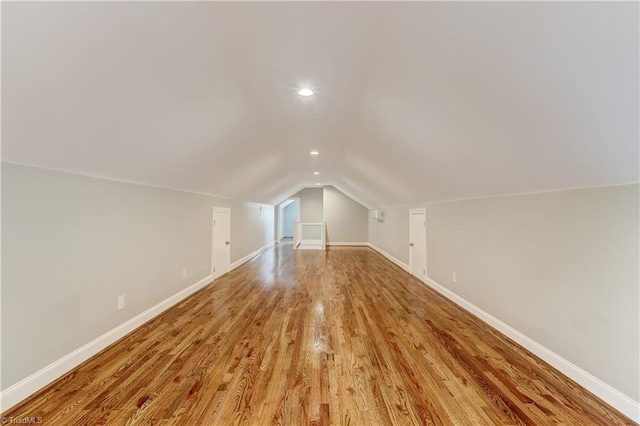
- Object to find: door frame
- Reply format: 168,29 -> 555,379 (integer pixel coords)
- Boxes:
277,197 -> 300,241
409,208 -> 427,281
212,207 -> 231,279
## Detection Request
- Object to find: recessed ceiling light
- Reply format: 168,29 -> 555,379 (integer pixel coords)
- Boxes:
310,150 -> 319,155
313,172 -> 320,175
298,88 -> 314,97
316,183 -> 322,186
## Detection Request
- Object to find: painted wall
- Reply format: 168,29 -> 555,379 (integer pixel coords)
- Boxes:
282,201 -> 298,238
1,163 -> 275,390
368,184 -> 639,402
323,186 -> 368,244
369,205 -> 410,263
295,188 -> 323,223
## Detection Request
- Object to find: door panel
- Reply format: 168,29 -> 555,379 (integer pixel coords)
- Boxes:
212,208 -> 231,280
409,209 -> 427,281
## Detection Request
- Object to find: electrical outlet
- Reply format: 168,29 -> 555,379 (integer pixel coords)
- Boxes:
117,295 -> 125,311
182,268 -> 187,279
452,272 -> 457,283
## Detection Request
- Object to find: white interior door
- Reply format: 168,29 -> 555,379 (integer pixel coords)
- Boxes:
409,208 -> 427,281
212,207 -> 231,280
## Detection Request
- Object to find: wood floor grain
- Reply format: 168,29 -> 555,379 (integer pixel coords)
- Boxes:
3,243 -> 635,425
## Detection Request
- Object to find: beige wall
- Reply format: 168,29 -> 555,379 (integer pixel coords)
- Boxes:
290,186 -> 368,243
368,184 -> 639,401
369,205 -> 410,262
1,163 -> 275,390
323,186 -> 368,244
294,188 -> 323,223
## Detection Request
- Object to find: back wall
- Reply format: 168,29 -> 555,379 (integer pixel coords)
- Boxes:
323,185 -> 368,244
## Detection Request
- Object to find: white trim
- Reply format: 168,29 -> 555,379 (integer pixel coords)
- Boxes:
300,239 -> 323,245
422,276 -> 640,423
229,241 -> 275,270
277,197 -> 300,242
367,243 -> 410,272
0,274 -> 214,412
0,241 -> 276,412
298,240 -> 324,250
366,245 -> 639,421
326,242 -> 369,246
6,241 -> 635,421
279,199 -> 296,209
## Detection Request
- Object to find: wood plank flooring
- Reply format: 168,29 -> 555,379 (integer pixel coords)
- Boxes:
3,244 -> 635,425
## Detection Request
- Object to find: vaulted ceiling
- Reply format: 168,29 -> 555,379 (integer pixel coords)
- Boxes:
3,2 -> 638,208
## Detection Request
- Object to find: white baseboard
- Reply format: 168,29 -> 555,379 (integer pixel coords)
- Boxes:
297,240 -> 324,250
422,276 -> 640,423
300,239 -> 322,245
6,241 -> 637,422
0,274 -> 213,412
366,243 -> 639,421
229,241 -> 275,270
2,242 -> 276,411
367,243 -> 410,272
326,242 -> 369,246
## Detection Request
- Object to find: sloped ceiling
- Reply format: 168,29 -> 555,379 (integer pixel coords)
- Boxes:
2,2 -> 638,208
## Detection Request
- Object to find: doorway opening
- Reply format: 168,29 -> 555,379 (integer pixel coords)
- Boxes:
278,198 -> 300,244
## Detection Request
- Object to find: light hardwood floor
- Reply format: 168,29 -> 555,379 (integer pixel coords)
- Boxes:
3,244 -> 635,425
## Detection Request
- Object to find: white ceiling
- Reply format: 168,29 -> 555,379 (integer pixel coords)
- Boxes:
3,2 -> 638,208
